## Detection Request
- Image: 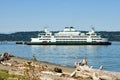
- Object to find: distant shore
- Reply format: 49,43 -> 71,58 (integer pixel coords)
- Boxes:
0,30 -> 120,41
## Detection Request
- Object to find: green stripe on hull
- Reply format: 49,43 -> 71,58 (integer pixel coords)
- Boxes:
26,41 -> 111,45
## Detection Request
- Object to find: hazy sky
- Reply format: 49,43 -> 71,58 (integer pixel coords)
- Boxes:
0,0 -> 120,33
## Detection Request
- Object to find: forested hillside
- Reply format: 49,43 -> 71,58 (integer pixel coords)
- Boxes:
0,31 -> 39,41
98,31 -> 120,41
0,31 -> 120,41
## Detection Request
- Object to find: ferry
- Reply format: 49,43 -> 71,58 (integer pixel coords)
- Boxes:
26,27 -> 111,45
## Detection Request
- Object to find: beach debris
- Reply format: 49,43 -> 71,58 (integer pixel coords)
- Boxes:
31,53 -> 37,61
0,52 -> 10,62
99,65 -> 103,70
79,57 -> 87,66
71,57 -> 119,80
92,72 -> 100,80
74,57 -> 88,68
54,67 -> 62,73
1,62 -> 12,66
70,70 -> 77,77
100,75 -> 114,80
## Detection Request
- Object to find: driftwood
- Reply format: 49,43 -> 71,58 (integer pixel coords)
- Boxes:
0,52 -> 11,62
71,57 -> 118,80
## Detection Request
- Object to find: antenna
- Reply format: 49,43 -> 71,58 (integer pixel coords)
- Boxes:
90,25 -> 95,32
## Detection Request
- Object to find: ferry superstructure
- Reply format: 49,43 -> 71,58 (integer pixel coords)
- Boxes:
27,27 -> 111,45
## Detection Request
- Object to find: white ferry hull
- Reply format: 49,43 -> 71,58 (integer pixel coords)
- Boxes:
26,41 -> 111,45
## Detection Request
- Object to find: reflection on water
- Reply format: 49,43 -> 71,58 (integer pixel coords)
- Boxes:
0,42 -> 120,72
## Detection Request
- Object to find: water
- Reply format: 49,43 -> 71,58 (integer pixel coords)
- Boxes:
0,42 -> 120,72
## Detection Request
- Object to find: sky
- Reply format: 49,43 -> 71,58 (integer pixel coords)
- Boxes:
0,0 -> 120,33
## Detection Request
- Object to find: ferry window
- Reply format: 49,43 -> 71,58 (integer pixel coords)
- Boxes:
38,36 -> 41,38
91,34 -> 95,35
47,34 -> 49,35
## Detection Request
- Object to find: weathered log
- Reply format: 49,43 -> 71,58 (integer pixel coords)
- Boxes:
79,57 -> 87,66
92,72 -> 100,80
99,75 -> 113,80
75,71 -> 90,79
70,70 -> 76,77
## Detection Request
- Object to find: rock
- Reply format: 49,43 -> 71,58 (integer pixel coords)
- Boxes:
54,67 -> 62,73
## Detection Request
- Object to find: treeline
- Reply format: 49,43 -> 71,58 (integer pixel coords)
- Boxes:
0,31 -> 39,41
98,31 -> 120,41
0,31 -> 120,41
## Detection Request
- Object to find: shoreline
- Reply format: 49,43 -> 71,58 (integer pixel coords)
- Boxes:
0,54 -> 120,80
16,56 -> 120,73
13,56 -> 75,73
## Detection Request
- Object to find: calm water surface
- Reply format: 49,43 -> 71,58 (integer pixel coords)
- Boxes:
0,42 -> 120,72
